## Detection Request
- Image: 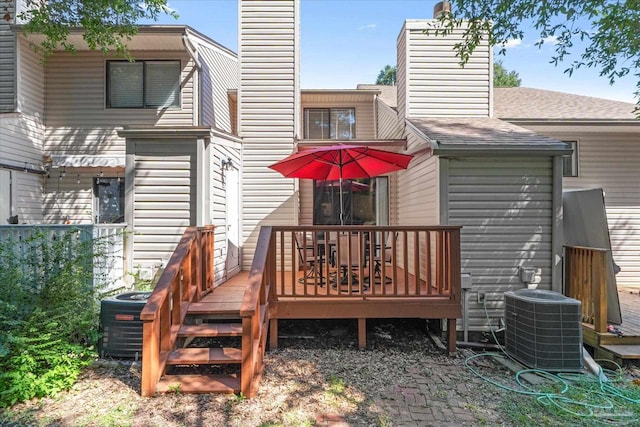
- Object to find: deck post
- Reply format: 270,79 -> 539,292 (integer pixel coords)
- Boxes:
269,318 -> 278,349
141,318 -> 159,396
593,251 -> 607,333
447,318 -> 457,354
358,318 -> 366,349
241,316 -> 254,397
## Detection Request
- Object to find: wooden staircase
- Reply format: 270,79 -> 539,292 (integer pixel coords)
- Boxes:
157,314 -> 244,394
141,227 -> 272,397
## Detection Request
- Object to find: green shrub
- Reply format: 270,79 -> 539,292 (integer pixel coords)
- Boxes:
0,228 -> 106,407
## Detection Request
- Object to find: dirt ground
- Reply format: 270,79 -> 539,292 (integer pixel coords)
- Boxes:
2,319 -> 639,427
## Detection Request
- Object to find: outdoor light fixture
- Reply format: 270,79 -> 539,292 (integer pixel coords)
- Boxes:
62,167 -> 66,177
77,174 -> 80,184
100,168 -> 104,177
221,157 -> 233,171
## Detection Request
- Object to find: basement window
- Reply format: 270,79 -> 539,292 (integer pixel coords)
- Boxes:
107,60 -> 180,109
562,141 -> 578,177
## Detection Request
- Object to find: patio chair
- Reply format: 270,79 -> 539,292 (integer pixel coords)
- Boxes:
295,232 -> 325,286
369,231 -> 397,285
332,232 -> 369,291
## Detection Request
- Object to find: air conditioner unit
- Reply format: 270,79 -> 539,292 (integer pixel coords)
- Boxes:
99,292 -> 151,359
504,289 -> 583,372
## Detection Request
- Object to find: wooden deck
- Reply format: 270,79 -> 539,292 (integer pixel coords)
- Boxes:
141,225 -> 462,397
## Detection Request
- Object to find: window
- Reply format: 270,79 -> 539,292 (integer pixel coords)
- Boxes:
107,60 -> 180,109
563,141 -> 578,177
94,178 -> 125,223
304,108 -> 356,139
313,177 -> 388,225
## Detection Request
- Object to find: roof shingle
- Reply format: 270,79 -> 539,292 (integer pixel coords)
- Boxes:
494,87 -> 638,120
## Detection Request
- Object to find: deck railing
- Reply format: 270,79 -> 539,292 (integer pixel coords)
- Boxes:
140,225 -> 215,397
270,225 -> 461,299
564,245 -> 608,333
239,226 -> 275,397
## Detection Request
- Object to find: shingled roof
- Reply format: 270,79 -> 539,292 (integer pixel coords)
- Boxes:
494,87 -> 638,120
408,117 -> 568,151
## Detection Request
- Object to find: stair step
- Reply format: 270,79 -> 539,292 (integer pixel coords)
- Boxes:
167,347 -> 242,365
600,344 -> 640,359
187,302 -> 241,317
158,374 -> 240,394
178,323 -> 243,338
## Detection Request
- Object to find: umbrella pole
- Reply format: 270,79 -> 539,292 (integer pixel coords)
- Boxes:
339,151 -> 345,225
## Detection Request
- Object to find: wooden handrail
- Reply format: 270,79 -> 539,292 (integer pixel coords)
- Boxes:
564,245 -> 608,333
239,226 -> 274,397
141,225 -> 215,397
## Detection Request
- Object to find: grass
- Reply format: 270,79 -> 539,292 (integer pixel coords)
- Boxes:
498,375 -> 640,426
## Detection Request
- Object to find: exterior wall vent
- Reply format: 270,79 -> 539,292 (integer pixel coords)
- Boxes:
99,291 -> 151,359
504,289 -> 583,372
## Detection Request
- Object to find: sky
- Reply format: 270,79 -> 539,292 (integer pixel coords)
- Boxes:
148,0 -> 638,104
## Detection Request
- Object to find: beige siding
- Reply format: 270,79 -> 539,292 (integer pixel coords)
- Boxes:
43,170 -> 102,223
17,36 -> 44,116
397,131 -> 439,226
398,21 -> 490,118
396,28 -> 407,120
376,99 -> 403,139
197,41 -> 238,132
239,0 -> 299,269
526,127 -> 640,287
44,50 -> 195,156
130,141 -> 195,269
0,114 -> 45,221
0,0 -> 16,112
448,157 -> 554,330
301,99 -> 375,140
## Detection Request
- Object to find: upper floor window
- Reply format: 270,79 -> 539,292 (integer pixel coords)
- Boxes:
563,141 -> 578,177
304,108 -> 355,139
107,60 -> 180,109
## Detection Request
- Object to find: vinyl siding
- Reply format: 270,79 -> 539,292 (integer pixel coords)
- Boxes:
448,157 -> 554,330
17,36 -> 44,116
398,21 -> 490,118
210,139 -> 242,283
396,28 -> 407,120
239,0 -> 299,269
397,130 -> 439,226
527,127 -> 640,287
43,171 -> 101,223
44,50 -> 195,156
197,41 -> 238,132
0,114 -> 45,221
130,141 -> 196,268
301,99 -> 375,140
376,99 -> 403,139
0,0 -> 16,112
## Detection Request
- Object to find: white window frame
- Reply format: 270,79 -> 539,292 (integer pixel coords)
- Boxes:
562,140 -> 579,177
106,60 -> 181,109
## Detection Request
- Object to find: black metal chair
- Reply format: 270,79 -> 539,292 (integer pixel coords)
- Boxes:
295,232 -> 325,286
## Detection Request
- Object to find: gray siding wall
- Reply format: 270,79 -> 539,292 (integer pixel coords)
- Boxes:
0,0 -> 16,112
527,126 -> 640,287
447,157 -> 554,330
197,41 -> 238,132
398,20 -> 491,119
44,50 -> 195,156
396,29 -> 407,121
128,140 -> 196,269
17,36 -> 45,116
239,0 -> 299,269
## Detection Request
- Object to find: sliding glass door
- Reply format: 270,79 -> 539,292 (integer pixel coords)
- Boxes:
313,177 -> 389,225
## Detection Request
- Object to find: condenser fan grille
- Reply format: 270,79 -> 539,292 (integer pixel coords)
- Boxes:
504,289 -> 583,372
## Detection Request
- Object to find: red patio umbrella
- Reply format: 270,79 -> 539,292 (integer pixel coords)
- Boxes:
269,144 -> 413,224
